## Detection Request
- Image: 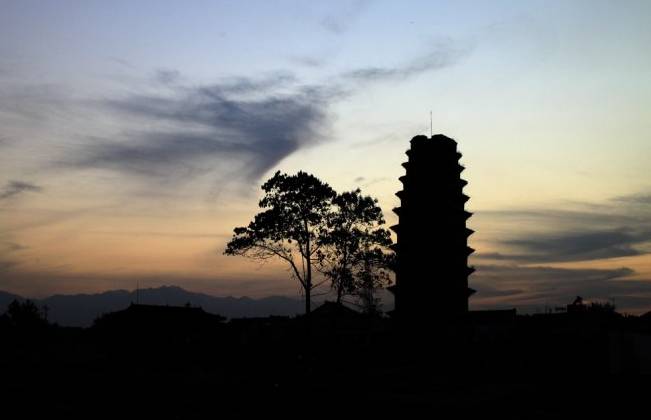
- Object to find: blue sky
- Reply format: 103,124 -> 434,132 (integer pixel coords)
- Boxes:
1,0 -> 651,313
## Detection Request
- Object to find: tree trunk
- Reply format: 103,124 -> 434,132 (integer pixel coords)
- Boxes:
336,259 -> 347,305
305,281 -> 311,314
304,219 -> 312,314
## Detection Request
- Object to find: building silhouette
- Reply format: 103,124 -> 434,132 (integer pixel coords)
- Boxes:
389,134 -> 475,322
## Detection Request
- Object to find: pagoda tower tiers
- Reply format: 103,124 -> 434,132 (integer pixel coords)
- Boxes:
389,134 -> 475,322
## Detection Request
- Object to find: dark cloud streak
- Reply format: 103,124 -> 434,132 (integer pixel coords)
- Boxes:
475,198 -> 651,264
69,76 -> 333,183
613,193 -> 651,205
471,264 -> 651,313
344,41 -> 470,82
497,229 -> 651,263
1,241 -> 27,252
67,41 -> 470,185
0,180 -> 43,200
153,69 -> 181,85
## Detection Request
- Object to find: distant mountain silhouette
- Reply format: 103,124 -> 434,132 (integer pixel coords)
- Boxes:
0,286 -> 308,327
0,290 -> 23,308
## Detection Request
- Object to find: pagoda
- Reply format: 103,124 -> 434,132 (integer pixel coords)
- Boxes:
389,134 -> 475,322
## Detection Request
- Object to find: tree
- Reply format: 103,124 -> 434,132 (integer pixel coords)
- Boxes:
354,245 -> 394,314
319,189 -> 393,310
224,171 -> 335,314
6,299 -> 49,328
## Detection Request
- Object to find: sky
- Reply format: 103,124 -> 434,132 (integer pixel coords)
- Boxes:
1,0 -> 650,313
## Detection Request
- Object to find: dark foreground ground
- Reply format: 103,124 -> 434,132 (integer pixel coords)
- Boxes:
2,309 -> 650,418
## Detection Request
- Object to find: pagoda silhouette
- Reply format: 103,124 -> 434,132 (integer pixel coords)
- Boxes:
389,134 -> 475,323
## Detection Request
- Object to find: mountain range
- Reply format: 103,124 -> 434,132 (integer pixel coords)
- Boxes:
0,286 -> 310,327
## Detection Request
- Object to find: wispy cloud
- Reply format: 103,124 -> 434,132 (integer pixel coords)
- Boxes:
0,83 -> 71,121
4,36 -> 471,192
320,0 -> 371,34
613,192 -> 651,205
210,72 -> 297,95
62,47 -> 463,187
469,194 -> 651,313
153,69 -> 181,85
471,264 -> 651,313
288,55 -> 327,68
0,259 -> 18,271
475,196 -> 651,264
479,208 -> 649,227
0,180 -> 43,200
343,40 -> 471,82
483,229 -> 651,263
0,243 -> 27,276
63,74 -> 336,184
0,241 -> 27,253
109,57 -> 136,69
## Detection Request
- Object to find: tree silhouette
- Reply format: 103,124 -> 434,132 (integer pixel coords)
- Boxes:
224,171 -> 335,314
6,299 -> 48,328
354,246 -> 394,314
319,189 -> 393,308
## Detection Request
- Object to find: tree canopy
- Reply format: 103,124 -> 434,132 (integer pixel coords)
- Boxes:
225,171 -> 394,315
225,171 -> 336,314
318,189 -> 393,311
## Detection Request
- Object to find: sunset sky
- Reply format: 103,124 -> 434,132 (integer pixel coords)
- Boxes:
1,0 -> 650,313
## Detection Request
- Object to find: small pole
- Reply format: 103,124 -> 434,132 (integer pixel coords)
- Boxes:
430,110 -> 433,137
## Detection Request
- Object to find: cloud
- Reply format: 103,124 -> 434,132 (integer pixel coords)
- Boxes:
211,73 -> 297,95
476,264 -> 635,286
348,176 -> 391,189
5,36 -> 471,192
472,284 -> 524,298
66,75 -> 335,184
470,196 -> 651,313
0,180 -> 43,200
320,0 -> 370,34
495,229 -> 651,263
289,55 -> 327,68
0,242 -> 25,274
479,208 -> 647,226
109,57 -> 136,69
0,241 -> 27,253
343,40 -> 471,82
0,83 -> 71,121
613,193 -> 651,205
471,264 -> 651,313
0,260 -> 18,271
153,69 -> 181,85
476,197 -> 651,264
